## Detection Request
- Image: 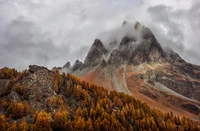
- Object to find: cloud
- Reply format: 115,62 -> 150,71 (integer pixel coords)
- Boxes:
97,21 -> 144,51
146,1 -> 200,65
0,16 -> 72,70
0,0 -> 200,70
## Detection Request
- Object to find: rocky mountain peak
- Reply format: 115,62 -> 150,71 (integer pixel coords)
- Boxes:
63,21 -> 184,71
106,25 -> 167,66
92,39 -> 106,49
71,60 -> 83,72
63,62 -> 71,69
129,27 -> 166,65
119,36 -> 136,47
83,39 -> 108,67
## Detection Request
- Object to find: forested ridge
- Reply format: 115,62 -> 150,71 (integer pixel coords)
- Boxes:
0,67 -> 199,131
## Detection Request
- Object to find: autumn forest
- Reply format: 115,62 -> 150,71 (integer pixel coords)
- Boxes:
0,67 -> 199,131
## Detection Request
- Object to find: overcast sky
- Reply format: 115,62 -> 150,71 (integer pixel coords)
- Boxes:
0,0 -> 200,70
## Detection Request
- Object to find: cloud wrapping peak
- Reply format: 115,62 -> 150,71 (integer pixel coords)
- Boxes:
146,1 -> 200,65
0,0 -> 200,70
97,22 -> 143,51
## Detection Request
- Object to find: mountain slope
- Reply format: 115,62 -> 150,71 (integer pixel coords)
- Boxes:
63,22 -> 200,121
1,66 -> 199,130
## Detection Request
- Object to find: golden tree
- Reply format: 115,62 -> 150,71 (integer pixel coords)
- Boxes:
19,117 -> 28,131
35,110 -> 52,131
0,114 -> 7,131
74,117 -> 85,131
52,109 -> 69,130
7,121 -> 17,131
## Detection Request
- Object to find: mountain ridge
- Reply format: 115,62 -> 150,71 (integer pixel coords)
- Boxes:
58,21 -> 200,122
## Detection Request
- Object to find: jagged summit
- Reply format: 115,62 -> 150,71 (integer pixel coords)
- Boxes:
82,22 -> 167,67
62,21 -> 184,71
63,62 -> 71,68
71,60 -> 83,72
83,39 -> 108,67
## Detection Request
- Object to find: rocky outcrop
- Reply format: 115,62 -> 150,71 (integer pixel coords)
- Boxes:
100,59 -> 107,68
21,65 -> 56,110
107,29 -> 166,66
0,65 -> 58,112
108,49 -> 123,66
182,104 -> 200,115
130,27 -> 166,65
71,60 -> 83,72
63,62 -> 71,69
83,39 -> 108,67
164,46 -> 185,63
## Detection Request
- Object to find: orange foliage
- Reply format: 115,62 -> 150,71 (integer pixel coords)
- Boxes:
7,102 -> 29,119
35,110 -> 52,131
0,67 -> 18,79
19,117 -> 28,131
0,69 -> 199,131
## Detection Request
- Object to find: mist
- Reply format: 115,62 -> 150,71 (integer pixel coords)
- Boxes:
0,0 -> 200,70
97,21 -> 143,52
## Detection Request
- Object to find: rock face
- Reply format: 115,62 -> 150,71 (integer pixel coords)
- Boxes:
71,60 -> 83,72
130,27 -> 166,64
107,28 -> 166,66
20,65 -> 56,110
0,65 -> 63,121
83,39 -> 108,68
65,21 -> 200,121
63,62 -> 71,69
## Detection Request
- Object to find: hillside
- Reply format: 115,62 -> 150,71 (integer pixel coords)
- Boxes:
0,65 -> 199,130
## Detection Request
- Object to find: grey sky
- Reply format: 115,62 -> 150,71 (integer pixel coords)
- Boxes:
0,0 -> 199,70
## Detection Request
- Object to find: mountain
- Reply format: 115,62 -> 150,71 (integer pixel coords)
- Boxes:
0,65 -> 199,130
61,22 -> 200,121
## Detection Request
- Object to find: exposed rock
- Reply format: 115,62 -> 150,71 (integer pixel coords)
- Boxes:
23,65 -> 56,110
63,62 -> 71,68
139,90 -> 158,100
29,65 -> 48,73
100,59 -> 107,68
52,67 -> 62,71
160,78 -> 200,101
105,26 -> 167,66
130,29 -> 166,65
182,104 -> 200,115
108,49 -> 123,66
119,36 -> 136,47
83,39 -> 108,67
8,92 -> 20,102
71,60 -> 83,72
164,46 -> 185,63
